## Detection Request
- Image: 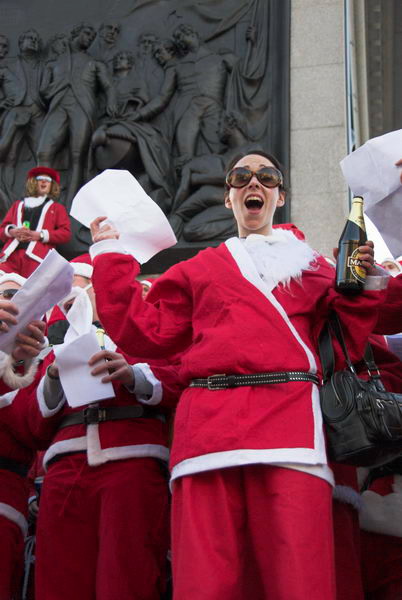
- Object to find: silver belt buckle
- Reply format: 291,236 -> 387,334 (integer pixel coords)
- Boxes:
207,374 -> 227,391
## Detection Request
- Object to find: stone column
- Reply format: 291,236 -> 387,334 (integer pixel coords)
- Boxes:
290,0 -> 349,257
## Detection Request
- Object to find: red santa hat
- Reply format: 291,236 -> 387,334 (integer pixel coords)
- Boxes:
27,166 -> 60,185
70,253 -> 93,279
0,272 -> 27,287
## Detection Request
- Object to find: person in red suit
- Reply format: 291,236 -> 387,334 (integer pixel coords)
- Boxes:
89,150 -> 387,600
32,255 -> 178,600
0,166 -> 71,278
0,272 -> 49,600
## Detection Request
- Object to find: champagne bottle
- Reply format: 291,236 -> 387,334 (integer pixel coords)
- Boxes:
335,196 -> 367,294
95,327 -> 106,350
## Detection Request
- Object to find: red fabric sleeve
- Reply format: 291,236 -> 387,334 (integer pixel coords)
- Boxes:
311,256 -> 387,365
374,275 -> 402,335
46,203 -> 71,245
0,202 -> 18,242
93,253 -> 193,360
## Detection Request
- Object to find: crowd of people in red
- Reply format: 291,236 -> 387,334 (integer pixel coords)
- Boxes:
0,156 -> 401,600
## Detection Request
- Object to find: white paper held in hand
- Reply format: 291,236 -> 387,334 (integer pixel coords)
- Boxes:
70,169 -> 177,263
0,250 -> 73,355
53,330 -> 114,407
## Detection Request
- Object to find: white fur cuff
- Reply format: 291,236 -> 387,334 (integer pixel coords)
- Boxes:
2,356 -> 39,389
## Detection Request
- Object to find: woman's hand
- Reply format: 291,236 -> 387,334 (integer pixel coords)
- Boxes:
90,216 -> 120,243
89,349 -> 134,387
12,320 -> 46,362
333,240 -> 376,275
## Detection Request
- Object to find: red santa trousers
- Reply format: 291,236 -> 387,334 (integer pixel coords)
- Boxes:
0,248 -> 41,278
332,501 -> 364,600
35,454 -> 170,600
0,515 -> 24,600
172,465 -> 336,600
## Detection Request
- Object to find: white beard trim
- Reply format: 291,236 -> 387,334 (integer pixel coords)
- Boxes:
243,229 -> 318,291
1,354 -> 39,389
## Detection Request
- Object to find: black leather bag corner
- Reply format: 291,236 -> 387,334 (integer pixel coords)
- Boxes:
319,314 -> 402,467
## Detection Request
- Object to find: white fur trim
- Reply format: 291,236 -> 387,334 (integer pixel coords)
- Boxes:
42,229 -> 50,243
90,444 -> 169,465
0,272 -> 27,287
0,389 -> 18,408
25,200 -> 54,263
90,239 -> 127,260
2,356 -> 39,389
243,230 -> 317,291
0,502 -> 28,536
43,432 -> 168,469
72,262 -> 93,279
43,437 -> 87,469
24,196 -> 46,208
37,374 -> 65,417
5,225 -> 15,238
171,447 -> 333,485
86,422 -> 168,465
134,362 -> 163,405
360,483 -> 402,537
333,485 -> 362,511
1,203 -> 22,258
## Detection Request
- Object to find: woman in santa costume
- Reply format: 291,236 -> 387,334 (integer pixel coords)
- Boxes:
89,150 -> 388,600
0,166 -> 71,278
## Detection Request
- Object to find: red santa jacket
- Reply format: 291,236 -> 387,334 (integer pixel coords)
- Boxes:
91,229 -> 387,486
0,198 -> 71,263
33,346 -> 180,470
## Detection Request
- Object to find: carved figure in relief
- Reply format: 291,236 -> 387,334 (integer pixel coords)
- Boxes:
0,30 -> 45,203
36,23 -> 117,208
91,50 -> 174,210
91,23 -> 121,70
133,24 -> 237,167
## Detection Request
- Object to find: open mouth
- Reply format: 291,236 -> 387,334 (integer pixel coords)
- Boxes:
244,197 -> 264,211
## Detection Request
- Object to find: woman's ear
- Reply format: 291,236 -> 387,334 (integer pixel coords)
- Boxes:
276,190 -> 286,207
224,191 -> 232,209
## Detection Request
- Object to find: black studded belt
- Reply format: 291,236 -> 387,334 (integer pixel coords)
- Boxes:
189,371 -> 321,391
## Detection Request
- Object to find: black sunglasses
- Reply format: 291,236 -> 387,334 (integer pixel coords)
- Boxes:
226,166 -> 283,189
0,288 -> 18,300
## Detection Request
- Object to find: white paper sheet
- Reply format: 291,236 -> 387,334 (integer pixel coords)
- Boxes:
70,169 -> 177,263
53,330 -> 114,407
0,250 -> 73,354
340,129 -> 402,258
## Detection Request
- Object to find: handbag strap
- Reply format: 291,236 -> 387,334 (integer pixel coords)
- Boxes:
319,312 -> 384,384
318,321 -> 335,382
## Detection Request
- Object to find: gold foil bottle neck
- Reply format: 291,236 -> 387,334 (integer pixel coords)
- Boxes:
348,197 -> 366,231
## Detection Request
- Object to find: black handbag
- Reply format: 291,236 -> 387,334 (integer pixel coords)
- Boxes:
318,313 -> 402,467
